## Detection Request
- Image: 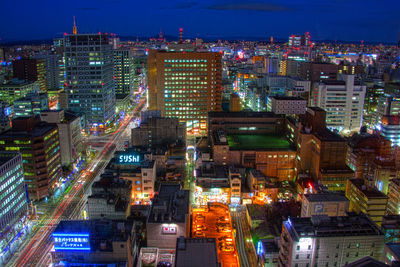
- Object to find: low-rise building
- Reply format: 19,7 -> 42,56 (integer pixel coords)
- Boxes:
211,129 -> 296,181
175,237 -> 219,267
346,179 -> 388,226
51,220 -> 134,266
279,213 -> 385,267
147,183 -> 190,249
132,111 -> 186,148
247,169 -> 278,203
102,149 -> 156,204
0,80 -> 39,104
40,110 -> 83,167
195,162 -> 230,205
301,193 -> 349,217
13,91 -> 48,118
87,175 -> 132,220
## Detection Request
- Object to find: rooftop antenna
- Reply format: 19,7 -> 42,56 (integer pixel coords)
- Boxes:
73,16 -> 77,35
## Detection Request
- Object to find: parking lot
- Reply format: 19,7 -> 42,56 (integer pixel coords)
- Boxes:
192,203 -> 239,267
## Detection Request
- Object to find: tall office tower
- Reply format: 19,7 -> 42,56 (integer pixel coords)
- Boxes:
148,50 -> 222,135
113,48 -> 134,95
12,58 -> 47,91
0,152 -> 29,261
278,214 -> 384,267
64,34 -> 115,128
311,74 -> 366,133
35,53 -> 62,90
0,117 -> 62,200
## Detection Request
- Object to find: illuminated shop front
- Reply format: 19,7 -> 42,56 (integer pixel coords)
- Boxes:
194,186 -> 230,206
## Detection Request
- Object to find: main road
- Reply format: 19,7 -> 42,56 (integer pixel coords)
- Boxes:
9,99 -> 145,267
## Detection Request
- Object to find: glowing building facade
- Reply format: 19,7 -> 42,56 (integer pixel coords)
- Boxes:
148,50 -> 222,135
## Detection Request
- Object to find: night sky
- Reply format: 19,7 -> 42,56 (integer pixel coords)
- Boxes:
1,0 -> 399,43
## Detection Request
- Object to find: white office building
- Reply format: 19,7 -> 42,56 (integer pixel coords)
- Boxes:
311,74 -> 366,133
279,214 -> 385,267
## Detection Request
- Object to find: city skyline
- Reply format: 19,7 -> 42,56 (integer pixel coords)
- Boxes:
1,0 -> 399,43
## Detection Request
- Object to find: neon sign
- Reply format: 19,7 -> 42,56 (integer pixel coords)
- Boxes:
53,233 -> 90,251
118,153 -> 142,164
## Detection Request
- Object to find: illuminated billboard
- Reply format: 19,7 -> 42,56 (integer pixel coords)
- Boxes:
53,233 -> 90,251
117,153 -> 142,165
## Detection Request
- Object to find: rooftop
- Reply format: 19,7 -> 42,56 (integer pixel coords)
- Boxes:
349,179 -> 388,199
314,129 -> 345,142
53,220 -> 132,252
284,213 -> 383,240
175,237 -> 219,267
148,183 -> 190,224
343,256 -> 389,267
0,121 -> 57,139
304,193 -> 349,203
227,134 -> 293,151
270,96 -> 305,101
0,152 -> 20,167
209,111 -> 282,119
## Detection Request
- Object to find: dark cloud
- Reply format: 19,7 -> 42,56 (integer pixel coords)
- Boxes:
206,2 -> 293,12
77,7 -> 100,11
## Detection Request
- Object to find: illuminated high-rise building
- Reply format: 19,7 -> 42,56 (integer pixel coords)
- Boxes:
113,48 -> 134,95
0,116 -> 62,200
0,152 -> 28,262
148,50 -> 222,135
12,58 -> 47,91
64,33 -> 115,128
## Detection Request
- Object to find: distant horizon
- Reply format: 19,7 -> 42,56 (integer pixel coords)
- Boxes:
1,33 -> 397,46
1,0 -> 399,45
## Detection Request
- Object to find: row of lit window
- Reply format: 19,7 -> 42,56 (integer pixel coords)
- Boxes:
163,59 -> 208,63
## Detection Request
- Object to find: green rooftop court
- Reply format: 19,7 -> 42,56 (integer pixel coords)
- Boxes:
226,134 -> 292,150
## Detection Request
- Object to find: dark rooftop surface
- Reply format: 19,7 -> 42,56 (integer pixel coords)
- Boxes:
175,237 -> 219,267
314,129 -> 345,142
0,121 -> 57,138
285,213 -> 383,240
270,96 -> 305,101
304,193 -> 349,202
148,183 -> 190,224
209,111 -> 283,118
349,179 -> 388,199
0,152 -> 20,166
343,256 -> 389,267
53,220 -> 132,252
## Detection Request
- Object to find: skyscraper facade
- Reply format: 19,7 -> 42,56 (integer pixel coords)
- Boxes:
113,48 -> 134,95
12,58 -> 47,91
64,34 -> 115,128
311,74 -> 366,133
148,50 -> 222,135
0,152 -> 28,261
